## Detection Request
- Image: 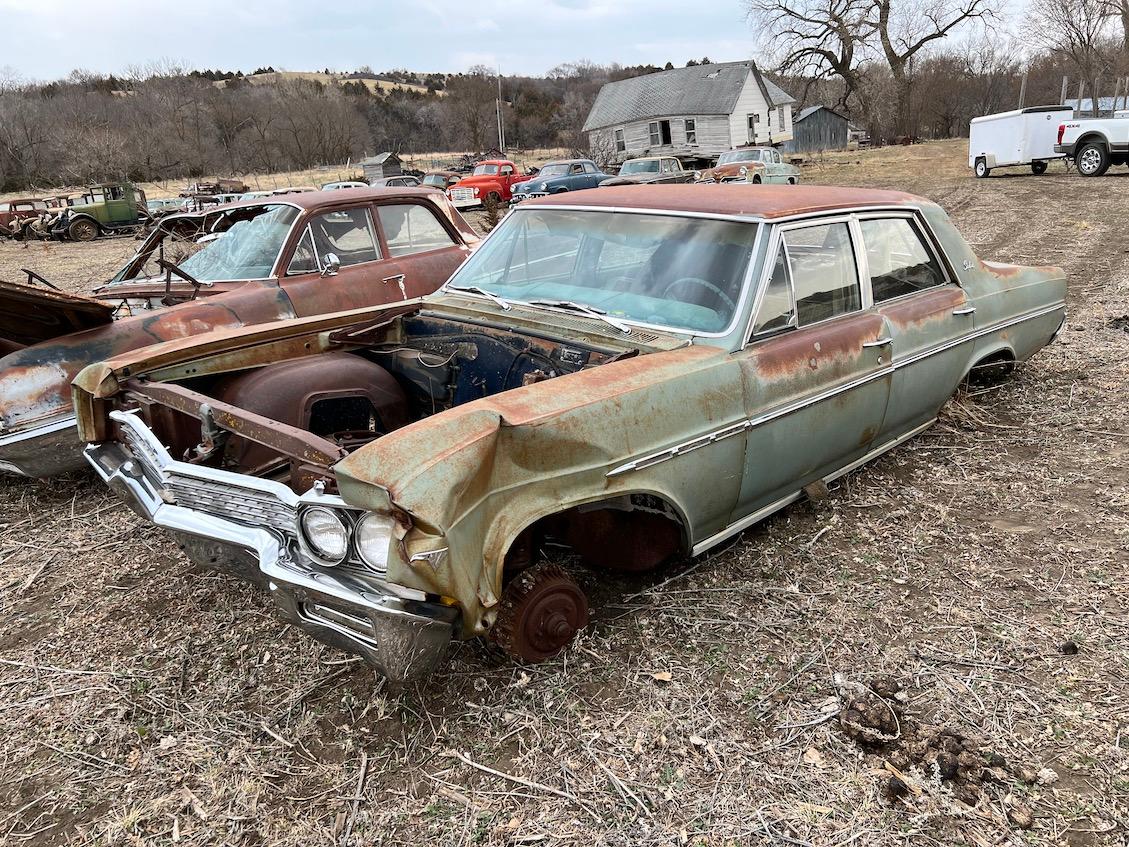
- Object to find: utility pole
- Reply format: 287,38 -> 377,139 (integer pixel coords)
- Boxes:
1018,72 -> 1027,109
1060,75 -> 1068,105
496,67 -> 506,151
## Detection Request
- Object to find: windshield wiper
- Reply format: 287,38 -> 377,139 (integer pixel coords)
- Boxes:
525,299 -> 632,334
447,285 -> 511,311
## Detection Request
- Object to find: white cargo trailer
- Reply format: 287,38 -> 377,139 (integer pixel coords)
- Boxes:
968,105 -> 1074,178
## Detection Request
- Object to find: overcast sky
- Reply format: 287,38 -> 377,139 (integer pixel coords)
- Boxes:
0,0 -> 761,81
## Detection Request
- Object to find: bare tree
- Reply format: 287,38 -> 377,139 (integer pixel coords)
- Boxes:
1033,0 -> 1117,114
868,0 -> 993,135
746,0 -> 875,118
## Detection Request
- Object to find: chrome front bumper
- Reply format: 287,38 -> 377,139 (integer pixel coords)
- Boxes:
0,415 -> 87,477
85,411 -> 458,681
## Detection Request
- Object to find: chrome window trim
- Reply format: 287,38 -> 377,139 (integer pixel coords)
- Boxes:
612,300 -> 1064,479
855,211 -> 953,302
440,205 -> 765,340
285,223 -> 321,275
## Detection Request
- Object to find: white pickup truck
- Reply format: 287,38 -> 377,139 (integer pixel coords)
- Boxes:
1055,113 -> 1129,176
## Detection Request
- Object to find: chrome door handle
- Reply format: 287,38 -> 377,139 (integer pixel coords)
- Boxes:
862,337 -> 893,348
952,306 -> 976,315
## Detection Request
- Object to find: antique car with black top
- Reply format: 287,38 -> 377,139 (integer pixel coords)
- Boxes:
0,187 -> 477,478
75,185 -> 1066,682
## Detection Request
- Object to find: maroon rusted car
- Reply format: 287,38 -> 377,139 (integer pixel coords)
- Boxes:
0,187 -> 478,478
0,198 -> 51,237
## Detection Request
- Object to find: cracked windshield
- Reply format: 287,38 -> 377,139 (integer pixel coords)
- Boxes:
132,204 -> 300,282
449,208 -> 756,333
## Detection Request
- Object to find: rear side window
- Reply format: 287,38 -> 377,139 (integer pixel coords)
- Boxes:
861,217 -> 946,302
378,204 -> 457,257
309,208 -> 381,266
785,222 -> 861,325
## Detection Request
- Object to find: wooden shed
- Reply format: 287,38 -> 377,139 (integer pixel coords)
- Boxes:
360,152 -> 402,181
782,106 -> 849,154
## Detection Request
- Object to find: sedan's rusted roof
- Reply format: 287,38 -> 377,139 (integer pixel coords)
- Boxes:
528,184 -> 923,219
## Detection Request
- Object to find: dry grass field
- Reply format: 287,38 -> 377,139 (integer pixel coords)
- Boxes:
1,139 -> 1127,846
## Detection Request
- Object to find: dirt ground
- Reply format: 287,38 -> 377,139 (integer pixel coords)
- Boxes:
1,139 -> 1127,846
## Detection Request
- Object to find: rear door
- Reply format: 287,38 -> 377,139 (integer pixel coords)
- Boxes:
860,213 -> 976,442
732,217 -> 893,519
374,200 -> 472,296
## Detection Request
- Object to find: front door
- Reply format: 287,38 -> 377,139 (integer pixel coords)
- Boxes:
860,214 -> 977,442
280,205 -> 396,315
732,219 -> 892,520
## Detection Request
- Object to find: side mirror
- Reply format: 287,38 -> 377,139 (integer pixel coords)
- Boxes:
321,253 -> 340,277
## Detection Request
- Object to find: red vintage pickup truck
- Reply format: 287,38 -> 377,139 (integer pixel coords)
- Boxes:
446,160 -> 532,209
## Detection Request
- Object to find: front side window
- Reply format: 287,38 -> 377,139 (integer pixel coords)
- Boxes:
614,129 -> 625,152
378,204 -> 456,257
784,222 -> 861,325
861,217 -> 945,302
685,119 -> 697,144
446,208 -> 756,334
569,163 -> 583,174
107,186 -> 126,201
309,207 -> 380,266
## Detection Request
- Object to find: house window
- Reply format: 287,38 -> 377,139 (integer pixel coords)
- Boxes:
684,118 -> 697,145
747,113 -> 759,142
649,120 -> 672,147
778,108 -> 785,130
614,128 -> 625,152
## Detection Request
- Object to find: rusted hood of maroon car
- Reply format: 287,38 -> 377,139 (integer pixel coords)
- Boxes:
0,279 -> 115,350
0,280 -> 293,432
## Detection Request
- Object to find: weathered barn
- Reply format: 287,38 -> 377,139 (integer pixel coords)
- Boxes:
781,106 -> 849,154
583,61 -> 796,164
360,153 -> 402,181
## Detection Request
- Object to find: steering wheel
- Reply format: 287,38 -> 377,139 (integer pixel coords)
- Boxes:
662,276 -> 736,313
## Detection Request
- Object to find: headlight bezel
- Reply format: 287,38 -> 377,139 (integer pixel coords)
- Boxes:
295,501 -> 399,576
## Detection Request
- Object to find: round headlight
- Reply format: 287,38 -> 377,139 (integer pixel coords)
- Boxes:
300,507 -> 349,564
538,182 -> 547,191
355,513 -> 394,574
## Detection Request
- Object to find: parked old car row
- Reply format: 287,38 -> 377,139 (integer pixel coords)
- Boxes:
1,183 -> 1065,684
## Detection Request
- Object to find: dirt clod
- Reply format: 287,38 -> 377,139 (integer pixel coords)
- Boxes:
1059,640 -> 1079,655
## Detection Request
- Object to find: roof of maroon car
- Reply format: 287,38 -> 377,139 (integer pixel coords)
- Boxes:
169,186 -> 444,217
528,184 -> 924,219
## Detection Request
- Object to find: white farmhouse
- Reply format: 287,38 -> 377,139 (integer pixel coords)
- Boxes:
583,61 -> 796,165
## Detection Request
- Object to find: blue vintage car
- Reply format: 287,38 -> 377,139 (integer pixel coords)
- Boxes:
512,159 -> 611,199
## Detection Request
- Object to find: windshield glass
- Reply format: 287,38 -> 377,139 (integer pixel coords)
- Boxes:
719,150 -> 762,165
445,209 -> 756,333
423,174 -> 448,187
620,160 -> 659,175
473,164 -> 500,176
539,164 -> 569,177
128,204 -> 300,282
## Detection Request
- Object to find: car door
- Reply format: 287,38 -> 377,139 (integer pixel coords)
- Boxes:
280,203 -> 401,315
374,200 -> 473,297
860,214 -> 976,442
765,150 -> 785,183
730,218 -> 893,521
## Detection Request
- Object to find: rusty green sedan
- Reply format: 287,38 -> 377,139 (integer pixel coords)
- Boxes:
75,185 -> 1066,682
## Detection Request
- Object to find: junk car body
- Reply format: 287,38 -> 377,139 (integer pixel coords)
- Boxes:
77,185 -> 1066,682
512,159 -> 613,200
446,160 -> 533,209
699,147 -> 801,184
0,187 -> 478,478
599,156 -> 695,186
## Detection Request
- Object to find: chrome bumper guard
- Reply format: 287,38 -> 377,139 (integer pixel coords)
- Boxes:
85,411 -> 457,681
0,415 -> 86,478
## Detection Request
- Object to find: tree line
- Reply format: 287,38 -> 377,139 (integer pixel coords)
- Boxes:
2,0 -> 1127,191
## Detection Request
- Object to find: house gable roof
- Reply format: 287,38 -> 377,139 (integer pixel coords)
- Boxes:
582,61 -> 796,132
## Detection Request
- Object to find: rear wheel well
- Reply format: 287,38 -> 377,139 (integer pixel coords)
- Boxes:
965,349 -> 1016,387
1076,133 -> 1109,149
